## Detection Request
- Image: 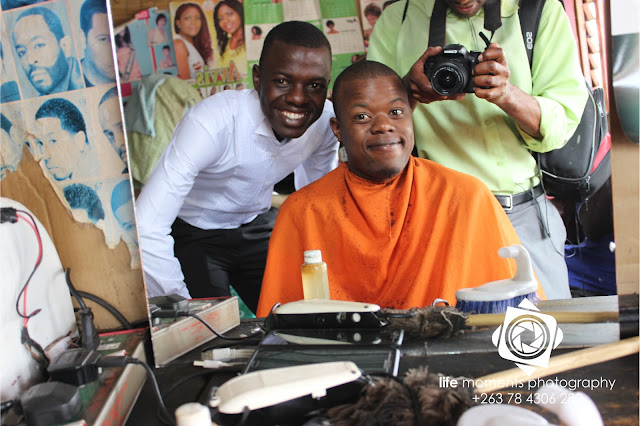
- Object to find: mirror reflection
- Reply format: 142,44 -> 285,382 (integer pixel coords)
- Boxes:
107,0 -> 624,367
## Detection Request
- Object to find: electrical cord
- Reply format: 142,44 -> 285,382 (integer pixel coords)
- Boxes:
20,327 -> 49,370
3,208 -> 49,370
76,290 -> 133,330
185,312 -> 261,340
259,302 -> 281,333
97,356 -> 174,425
131,359 -> 175,425
63,269 -> 145,339
12,210 -> 43,321
65,269 -> 87,310
152,310 -> 263,341
64,269 -> 100,352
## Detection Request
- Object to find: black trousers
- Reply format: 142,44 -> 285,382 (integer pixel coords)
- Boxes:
171,208 -> 278,314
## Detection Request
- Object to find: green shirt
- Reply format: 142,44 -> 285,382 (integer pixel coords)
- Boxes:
368,0 -> 588,194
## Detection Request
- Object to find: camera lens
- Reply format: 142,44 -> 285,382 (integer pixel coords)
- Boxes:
431,65 -> 466,96
437,70 -> 457,91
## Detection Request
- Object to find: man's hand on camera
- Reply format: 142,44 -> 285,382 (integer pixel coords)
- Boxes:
474,43 -> 512,105
403,46 -> 465,109
475,42 -> 542,138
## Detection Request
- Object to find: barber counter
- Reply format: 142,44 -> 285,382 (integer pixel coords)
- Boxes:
127,296 -> 639,425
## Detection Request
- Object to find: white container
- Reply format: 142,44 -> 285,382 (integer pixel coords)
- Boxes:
175,402 -> 212,426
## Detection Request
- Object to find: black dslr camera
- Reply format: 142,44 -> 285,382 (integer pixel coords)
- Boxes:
423,44 -> 481,96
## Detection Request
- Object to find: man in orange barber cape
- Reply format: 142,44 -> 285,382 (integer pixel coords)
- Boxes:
257,60 -> 542,317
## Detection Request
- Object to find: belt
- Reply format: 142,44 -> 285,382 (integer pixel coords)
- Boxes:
494,184 -> 544,211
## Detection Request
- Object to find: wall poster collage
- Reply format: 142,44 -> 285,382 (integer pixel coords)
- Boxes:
244,0 -> 366,91
112,0 -> 370,98
1,0 -> 140,267
114,0 -> 249,98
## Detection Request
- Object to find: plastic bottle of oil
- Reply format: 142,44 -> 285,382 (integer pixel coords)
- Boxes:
301,250 -> 330,300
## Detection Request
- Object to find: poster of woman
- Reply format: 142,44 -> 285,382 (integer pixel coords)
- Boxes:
169,0 -> 247,94
212,0 -> 246,77
172,2 -> 214,80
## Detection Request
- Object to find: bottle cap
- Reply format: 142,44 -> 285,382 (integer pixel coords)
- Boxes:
175,402 -> 211,426
304,250 -> 322,264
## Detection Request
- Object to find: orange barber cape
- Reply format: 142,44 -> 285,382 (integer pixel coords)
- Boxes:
257,157 -> 526,317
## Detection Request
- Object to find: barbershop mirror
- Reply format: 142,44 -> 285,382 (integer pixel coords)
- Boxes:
107,0 -> 633,362
3,0 -> 634,379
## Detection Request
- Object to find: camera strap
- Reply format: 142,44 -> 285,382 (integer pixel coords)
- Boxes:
428,0 -> 448,47
484,0 -> 503,33
426,0 -> 503,47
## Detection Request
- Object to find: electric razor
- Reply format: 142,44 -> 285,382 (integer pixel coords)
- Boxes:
264,299 -> 389,331
209,361 -> 367,425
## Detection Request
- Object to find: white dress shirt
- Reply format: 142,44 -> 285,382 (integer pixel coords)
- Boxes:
136,89 -> 339,298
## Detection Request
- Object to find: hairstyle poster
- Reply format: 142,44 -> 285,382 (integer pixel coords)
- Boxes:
3,0 -> 86,100
1,0 -> 141,268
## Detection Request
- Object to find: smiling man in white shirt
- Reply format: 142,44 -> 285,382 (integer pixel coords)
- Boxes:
135,21 -> 338,313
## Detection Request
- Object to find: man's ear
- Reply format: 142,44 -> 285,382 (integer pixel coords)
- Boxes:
72,130 -> 88,152
252,64 -> 261,91
59,35 -> 72,58
329,116 -> 341,142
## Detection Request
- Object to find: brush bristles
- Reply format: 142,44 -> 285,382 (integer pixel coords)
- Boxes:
455,292 -> 539,314
327,367 -> 476,425
383,306 -> 468,339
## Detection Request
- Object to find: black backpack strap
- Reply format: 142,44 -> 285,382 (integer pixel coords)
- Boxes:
522,0 -> 547,184
428,0 -> 448,47
518,0 -> 546,68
